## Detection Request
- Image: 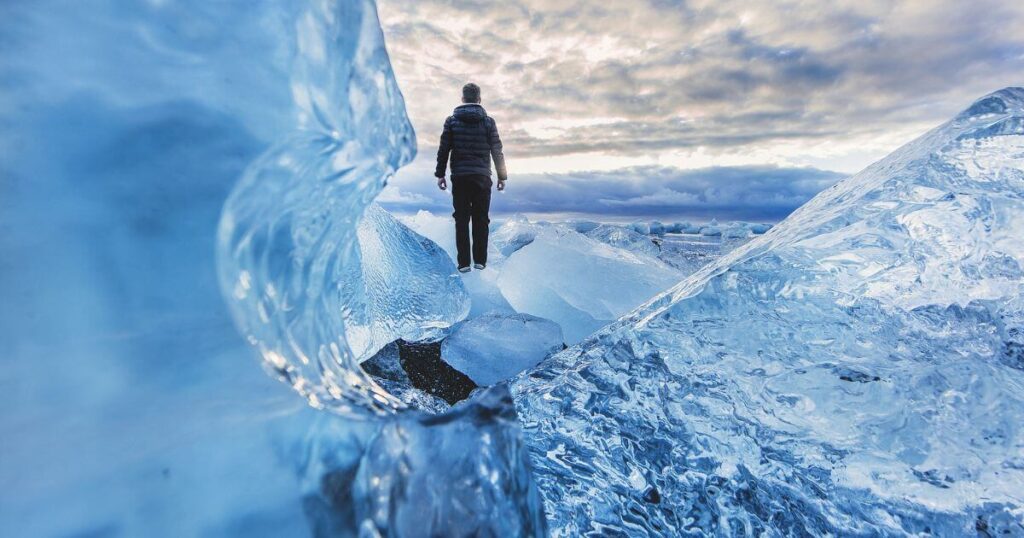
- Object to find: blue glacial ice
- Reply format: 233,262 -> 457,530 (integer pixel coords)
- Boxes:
1,0 -> 538,535
497,224 -> 684,344
585,224 -> 661,257
510,88 -> 1024,536
442,312 -> 565,386
349,203 -> 469,361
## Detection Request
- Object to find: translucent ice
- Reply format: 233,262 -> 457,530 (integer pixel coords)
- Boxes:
491,214 -> 545,256
215,0 -> 434,415
353,387 -> 548,536
348,204 -> 469,362
511,88 -> 1024,535
585,224 -> 661,257
498,225 -> 683,343
441,313 -> 565,386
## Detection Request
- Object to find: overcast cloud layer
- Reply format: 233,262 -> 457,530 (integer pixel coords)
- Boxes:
377,0 -> 1024,220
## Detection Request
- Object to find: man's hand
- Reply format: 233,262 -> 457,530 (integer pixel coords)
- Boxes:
496,179 -> 506,192
437,176 -> 447,191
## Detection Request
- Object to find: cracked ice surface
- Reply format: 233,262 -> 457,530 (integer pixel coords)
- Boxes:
511,88 -> 1024,536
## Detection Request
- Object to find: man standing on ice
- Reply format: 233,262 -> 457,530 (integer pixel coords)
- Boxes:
435,82 -> 507,273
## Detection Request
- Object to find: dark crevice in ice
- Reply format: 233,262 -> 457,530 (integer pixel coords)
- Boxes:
396,339 -> 478,405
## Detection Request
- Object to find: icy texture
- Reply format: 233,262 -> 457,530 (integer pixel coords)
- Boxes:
353,387 -> 548,537
1,0 -> 540,534
512,88 -> 1024,535
585,224 -> 661,257
491,214 -> 545,256
630,221 -> 652,234
498,225 -> 683,343
1,0 -> 405,534
442,313 -> 565,386
401,211 -> 515,317
214,0 -> 470,415
349,204 -> 469,361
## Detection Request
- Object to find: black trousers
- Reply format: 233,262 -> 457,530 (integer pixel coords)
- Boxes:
451,174 -> 492,267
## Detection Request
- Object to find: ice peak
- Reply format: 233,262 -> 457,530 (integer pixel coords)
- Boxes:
959,86 -> 1024,119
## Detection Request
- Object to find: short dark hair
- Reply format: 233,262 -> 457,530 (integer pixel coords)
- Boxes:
462,83 -> 481,103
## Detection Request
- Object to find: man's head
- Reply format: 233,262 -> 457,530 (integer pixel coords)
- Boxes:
462,82 -> 481,104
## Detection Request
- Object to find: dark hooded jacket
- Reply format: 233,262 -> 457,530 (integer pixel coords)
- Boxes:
435,103 -> 507,182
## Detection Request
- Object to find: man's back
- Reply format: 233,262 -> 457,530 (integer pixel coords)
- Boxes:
434,83 -> 507,272
435,103 -> 507,183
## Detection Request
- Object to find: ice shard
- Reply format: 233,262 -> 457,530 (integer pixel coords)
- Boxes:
511,88 -> 1024,535
213,0 -> 471,415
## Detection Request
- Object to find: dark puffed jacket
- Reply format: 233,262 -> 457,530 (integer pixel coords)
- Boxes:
435,104 -> 507,181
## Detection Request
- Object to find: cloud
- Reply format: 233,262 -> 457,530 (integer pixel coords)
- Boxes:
379,163 -> 843,221
375,0 -> 1021,221
379,0 -> 1024,172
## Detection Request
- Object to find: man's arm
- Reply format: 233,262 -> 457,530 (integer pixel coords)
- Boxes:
435,117 -> 452,179
487,118 -> 508,184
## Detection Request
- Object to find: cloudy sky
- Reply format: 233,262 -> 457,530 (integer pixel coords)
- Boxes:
376,0 -> 1024,221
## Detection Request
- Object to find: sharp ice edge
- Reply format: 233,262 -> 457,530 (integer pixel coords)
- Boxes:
214,0 -> 468,416
511,87 -> 1024,536
211,1 -> 546,534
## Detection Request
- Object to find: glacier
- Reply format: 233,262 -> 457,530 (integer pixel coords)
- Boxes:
510,88 -> 1024,536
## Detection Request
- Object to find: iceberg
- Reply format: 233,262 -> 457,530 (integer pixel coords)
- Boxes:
511,88 -> 1024,535
441,312 -> 564,386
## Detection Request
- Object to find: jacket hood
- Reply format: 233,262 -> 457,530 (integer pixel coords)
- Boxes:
453,103 -> 486,123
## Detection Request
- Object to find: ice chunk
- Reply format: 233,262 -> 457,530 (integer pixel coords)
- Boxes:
401,209 -> 459,260
214,0 -> 455,414
648,220 -> 666,235
402,210 -> 515,317
353,387 -> 548,537
584,224 -> 660,257
698,224 -> 722,236
441,313 -> 564,386
491,214 -> 546,256
498,226 -> 682,343
347,204 -> 470,362
511,88 -> 1024,535
749,222 -> 773,234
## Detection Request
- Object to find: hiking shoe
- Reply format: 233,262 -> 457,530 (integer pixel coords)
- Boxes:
458,266 -> 471,273
473,263 -> 486,270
